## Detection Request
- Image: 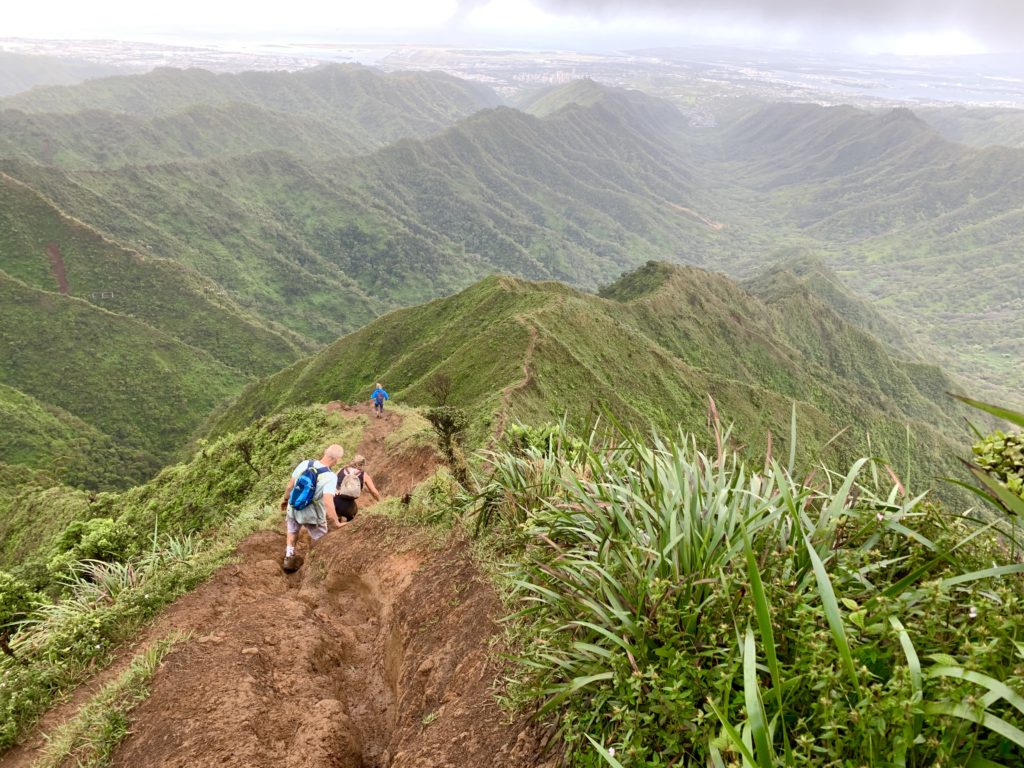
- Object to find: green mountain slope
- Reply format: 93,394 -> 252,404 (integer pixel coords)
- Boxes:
0,172 -> 304,376
0,271 -> 245,480
920,106 -> 1024,149
701,101 -> 1024,399
0,51 -> 122,98
0,383 -> 142,489
0,103 -> 375,169
0,89 -> 723,344
0,65 -> 500,165
1,76 -> 1019,410
742,250 -> 915,355
208,263 -> 967,495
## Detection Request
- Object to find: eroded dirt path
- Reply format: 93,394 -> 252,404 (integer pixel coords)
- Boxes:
45,242 -> 69,294
2,406 -> 551,768
493,318 -> 539,442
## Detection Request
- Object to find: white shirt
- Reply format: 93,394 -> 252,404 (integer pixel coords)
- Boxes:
289,460 -> 338,524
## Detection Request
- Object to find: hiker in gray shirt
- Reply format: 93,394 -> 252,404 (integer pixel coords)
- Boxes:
279,443 -> 344,571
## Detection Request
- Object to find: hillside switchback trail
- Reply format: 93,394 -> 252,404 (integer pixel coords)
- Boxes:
2,405 -> 553,768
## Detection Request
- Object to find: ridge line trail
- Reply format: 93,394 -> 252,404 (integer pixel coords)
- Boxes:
3,404 -> 549,768
493,315 -> 540,442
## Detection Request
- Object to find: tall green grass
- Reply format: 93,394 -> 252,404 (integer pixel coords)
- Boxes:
475,421 -> 1024,766
31,632 -> 185,768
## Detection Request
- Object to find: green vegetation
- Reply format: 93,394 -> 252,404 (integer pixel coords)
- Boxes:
471,419 -> 1024,767
0,84 -> 718,344
0,404 -> 363,747
208,265 -> 971,504
958,397 -> 1024,517
4,80 -> 1016,405
0,171 -> 306,486
0,64 -> 500,166
920,106 -> 1024,150
700,100 -> 1024,401
0,51 -> 120,99
0,384 -> 142,489
0,173 -> 305,376
32,632 -> 184,768
0,64 -> 498,485
0,271 -> 246,479
3,76 -> 1021,486
974,429 -> 1024,505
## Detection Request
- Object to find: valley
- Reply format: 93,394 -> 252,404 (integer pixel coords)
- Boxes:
0,46 -> 1022,767
1,66 -> 1019,489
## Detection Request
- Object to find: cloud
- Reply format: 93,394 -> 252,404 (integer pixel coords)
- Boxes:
494,0 -> 1024,50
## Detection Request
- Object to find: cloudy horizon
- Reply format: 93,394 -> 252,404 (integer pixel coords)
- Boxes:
3,0 -> 1020,56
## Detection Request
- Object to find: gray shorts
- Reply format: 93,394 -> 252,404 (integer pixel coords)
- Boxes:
286,514 -> 328,541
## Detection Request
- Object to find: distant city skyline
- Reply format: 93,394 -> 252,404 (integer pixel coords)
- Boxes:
3,0 -> 1019,56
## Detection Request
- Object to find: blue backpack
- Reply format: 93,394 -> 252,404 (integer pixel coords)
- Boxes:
288,461 -> 330,511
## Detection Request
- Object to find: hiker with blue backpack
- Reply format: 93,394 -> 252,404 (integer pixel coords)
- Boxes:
370,383 -> 390,418
279,443 -> 345,572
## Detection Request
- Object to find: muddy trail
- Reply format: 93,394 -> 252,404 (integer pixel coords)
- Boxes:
2,406 -> 553,768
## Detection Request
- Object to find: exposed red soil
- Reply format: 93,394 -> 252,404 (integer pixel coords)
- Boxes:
110,520 -> 552,768
45,242 -> 69,294
0,406 -> 555,768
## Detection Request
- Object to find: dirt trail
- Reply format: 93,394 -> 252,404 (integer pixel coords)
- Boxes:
493,318 -> 539,442
45,242 -> 69,294
2,406 -> 552,768
666,201 -> 724,230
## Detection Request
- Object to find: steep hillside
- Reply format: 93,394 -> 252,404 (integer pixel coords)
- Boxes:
742,250 -> 915,355
920,105 -> 1024,149
1,76 -> 1019,407
0,104 -> 374,169
0,384 -> 141,490
702,101 -> 1024,399
0,271 -> 245,479
0,65 -> 501,166
0,89 -> 723,342
0,171 -> 310,486
0,51 -> 122,97
208,264 -> 968,492
0,172 -> 304,375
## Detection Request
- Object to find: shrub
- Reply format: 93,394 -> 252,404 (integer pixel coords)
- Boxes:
0,571 -> 33,657
404,468 -> 461,527
46,518 -> 136,581
973,429 -> 1024,501
479,421 -> 1024,767
956,396 -> 1024,517
427,405 -> 470,485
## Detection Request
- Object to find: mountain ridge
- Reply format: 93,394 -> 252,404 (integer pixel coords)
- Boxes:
206,263 -> 968,500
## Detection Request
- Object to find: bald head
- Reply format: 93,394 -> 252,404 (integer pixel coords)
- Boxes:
321,444 -> 345,467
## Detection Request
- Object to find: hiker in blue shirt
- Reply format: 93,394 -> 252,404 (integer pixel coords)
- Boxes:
370,383 -> 390,419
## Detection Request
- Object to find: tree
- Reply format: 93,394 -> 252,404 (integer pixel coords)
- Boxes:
425,371 -> 453,406
426,405 -> 470,486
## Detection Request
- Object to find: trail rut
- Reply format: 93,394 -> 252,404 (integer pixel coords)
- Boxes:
2,406 -> 552,768
45,242 -> 69,294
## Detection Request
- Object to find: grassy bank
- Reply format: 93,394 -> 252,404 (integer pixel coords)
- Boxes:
467,417 -> 1024,766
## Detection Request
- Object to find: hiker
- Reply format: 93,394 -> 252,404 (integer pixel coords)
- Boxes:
334,454 -> 381,523
370,383 -> 390,418
279,444 -> 344,571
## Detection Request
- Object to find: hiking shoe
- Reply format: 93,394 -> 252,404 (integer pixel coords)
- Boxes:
281,554 -> 304,573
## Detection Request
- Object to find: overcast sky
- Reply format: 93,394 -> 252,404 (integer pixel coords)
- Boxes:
3,0 -> 1020,55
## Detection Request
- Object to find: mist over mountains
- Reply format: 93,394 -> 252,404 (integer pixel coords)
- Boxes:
0,60 -> 1019,488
